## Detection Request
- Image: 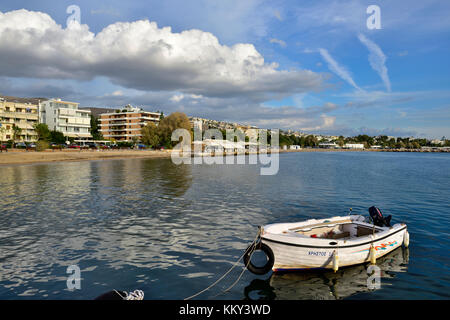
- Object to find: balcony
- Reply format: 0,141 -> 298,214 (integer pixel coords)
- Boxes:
99,122 -> 127,126
0,111 -> 38,120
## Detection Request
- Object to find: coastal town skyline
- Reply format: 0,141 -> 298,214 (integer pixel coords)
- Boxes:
0,1 -> 449,139
2,94 -> 449,146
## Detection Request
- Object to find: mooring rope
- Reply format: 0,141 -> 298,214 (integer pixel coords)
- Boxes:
211,235 -> 260,299
113,289 -> 145,300
184,228 -> 261,300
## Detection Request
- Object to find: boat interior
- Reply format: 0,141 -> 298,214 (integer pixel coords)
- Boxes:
290,222 -> 381,240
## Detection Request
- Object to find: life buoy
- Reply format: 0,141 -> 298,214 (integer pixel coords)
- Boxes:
243,242 -> 274,275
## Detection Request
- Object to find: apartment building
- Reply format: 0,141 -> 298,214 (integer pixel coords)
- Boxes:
39,98 -> 92,140
99,105 -> 161,141
0,96 -> 40,142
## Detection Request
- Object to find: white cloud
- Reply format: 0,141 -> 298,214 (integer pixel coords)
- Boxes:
170,94 -> 185,102
0,9 -> 325,100
111,90 -> 124,96
269,38 -> 287,48
273,9 -> 283,21
318,48 -> 361,91
295,1 -> 366,33
338,89 -> 450,109
358,33 -> 391,92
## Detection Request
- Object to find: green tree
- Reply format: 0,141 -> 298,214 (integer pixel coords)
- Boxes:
36,140 -> 49,152
411,141 -> 421,149
12,124 -> 22,146
396,140 -> 406,149
158,112 -> 192,148
131,136 -> 139,147
90,115 -> 104,140
0,126 -> 5,143
141,122 -> 160,147
33,123 -> 51,141
50,130 -> 66,144
304,135 -> 318,147
279,134 -> 293,147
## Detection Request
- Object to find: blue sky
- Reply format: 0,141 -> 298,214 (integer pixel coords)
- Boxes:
0,0 -> 449,138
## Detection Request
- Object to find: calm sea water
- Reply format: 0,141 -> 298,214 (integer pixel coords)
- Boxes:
0,152 -> 449,299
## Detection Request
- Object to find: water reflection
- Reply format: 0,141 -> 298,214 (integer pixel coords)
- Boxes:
244,247 -> 409,300
0,152 -> 448,299
0,158 -> 193,298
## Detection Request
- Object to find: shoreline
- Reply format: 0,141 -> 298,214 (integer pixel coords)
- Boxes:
0,147 -> 448,166
0,149 -> 173,166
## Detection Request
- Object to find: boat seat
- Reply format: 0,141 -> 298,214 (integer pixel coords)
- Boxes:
329,231 -> 350,239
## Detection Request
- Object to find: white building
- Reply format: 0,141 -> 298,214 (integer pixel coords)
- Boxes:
39,99 -> 92,141
319,142 -> 339,149
344,143 -> 364,149
431,139 -> 445,146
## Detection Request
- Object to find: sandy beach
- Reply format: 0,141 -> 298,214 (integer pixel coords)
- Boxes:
0,149 -> 173,166
0,148 -> 357,165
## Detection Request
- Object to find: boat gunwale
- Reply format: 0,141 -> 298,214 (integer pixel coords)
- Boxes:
262,225 -> 407,249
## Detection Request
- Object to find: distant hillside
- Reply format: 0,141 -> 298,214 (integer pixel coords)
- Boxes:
0,95 -> 47,105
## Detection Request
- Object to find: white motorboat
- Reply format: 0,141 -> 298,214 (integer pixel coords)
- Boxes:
244,207 -> 409,274
243,246 -> 409,300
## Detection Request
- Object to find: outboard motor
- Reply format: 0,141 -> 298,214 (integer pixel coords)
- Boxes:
368,206 -> 392,227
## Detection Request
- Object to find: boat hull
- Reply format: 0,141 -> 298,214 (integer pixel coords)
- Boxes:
262,226 -> 407,272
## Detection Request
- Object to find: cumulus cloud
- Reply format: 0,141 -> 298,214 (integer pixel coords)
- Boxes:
319,48 -> 361,91
358,33 -> 391,92
0,9 -> 325,100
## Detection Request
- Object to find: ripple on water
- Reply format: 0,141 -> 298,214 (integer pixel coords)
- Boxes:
0,153 -> 449,299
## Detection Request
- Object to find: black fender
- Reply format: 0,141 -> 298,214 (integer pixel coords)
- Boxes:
243,242 -> 275,275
